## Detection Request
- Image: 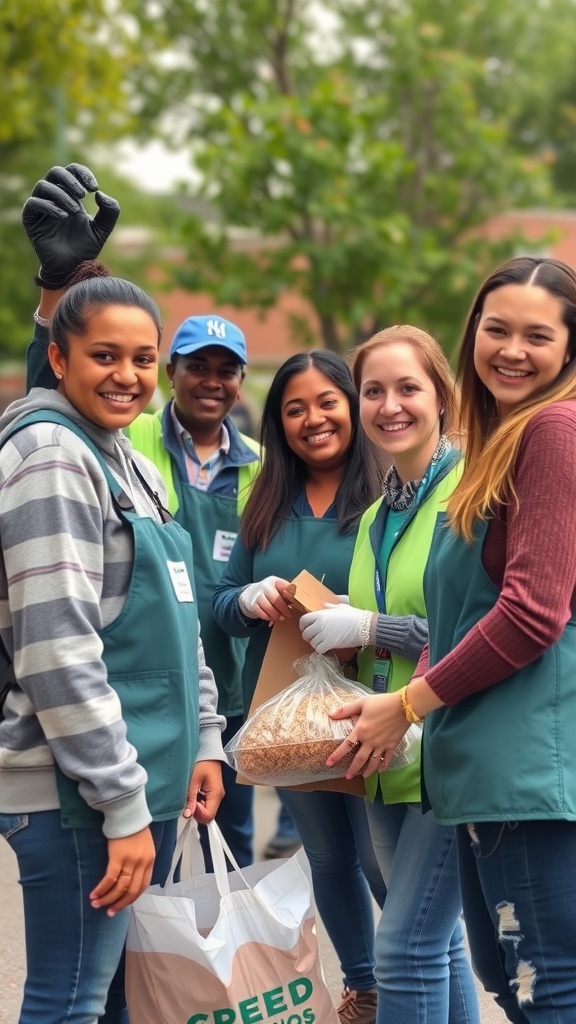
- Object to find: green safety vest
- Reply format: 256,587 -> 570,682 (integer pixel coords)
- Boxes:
127,409 -> 260,516
349,460 -> 463,805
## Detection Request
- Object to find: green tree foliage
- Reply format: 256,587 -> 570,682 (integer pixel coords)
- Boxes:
0,0 -> 137,358
129,0 -> 576,354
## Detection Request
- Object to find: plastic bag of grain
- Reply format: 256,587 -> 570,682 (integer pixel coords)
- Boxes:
225,653 -> 419,786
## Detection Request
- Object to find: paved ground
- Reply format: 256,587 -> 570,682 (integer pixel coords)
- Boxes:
0,786 -> 506,1023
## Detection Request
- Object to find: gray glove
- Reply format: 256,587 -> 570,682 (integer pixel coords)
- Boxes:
22,163 -> 120,289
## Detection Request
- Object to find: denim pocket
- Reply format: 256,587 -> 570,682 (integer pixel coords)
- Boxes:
0,812 -> 29,840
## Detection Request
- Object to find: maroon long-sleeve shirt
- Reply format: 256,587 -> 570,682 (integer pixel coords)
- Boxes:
418,400 -> 576,705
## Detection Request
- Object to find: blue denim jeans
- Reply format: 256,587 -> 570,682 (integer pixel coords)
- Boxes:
198,716 -> 254,870
0,809 -> 178,1024
457,820 -> 576,1023
278,788 -> 386,992
367,800 -> 480,1024
100,817 -> 178,1024
1,810 -> 130,1024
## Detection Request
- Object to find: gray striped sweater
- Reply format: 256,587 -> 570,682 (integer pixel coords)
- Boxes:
0,389 -> 224,838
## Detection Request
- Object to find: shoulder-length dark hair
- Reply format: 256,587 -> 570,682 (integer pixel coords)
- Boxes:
241,350 -> 385,550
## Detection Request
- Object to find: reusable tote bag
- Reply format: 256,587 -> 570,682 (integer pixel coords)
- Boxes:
125,819 -> 339,1024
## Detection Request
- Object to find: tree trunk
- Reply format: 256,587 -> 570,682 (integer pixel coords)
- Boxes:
318,312 -> 342,353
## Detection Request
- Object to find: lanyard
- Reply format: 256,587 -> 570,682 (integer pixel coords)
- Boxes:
373,468 -> 434,614
372,498 -> 418,690
370,448 -> 460,691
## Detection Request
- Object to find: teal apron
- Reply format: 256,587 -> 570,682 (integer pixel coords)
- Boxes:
422,514 -> 576,825
241,516 -> 356,709
174,481 -> 247,717
6,412 -> 200,829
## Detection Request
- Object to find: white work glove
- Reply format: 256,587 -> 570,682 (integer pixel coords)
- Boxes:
299,603 -> 375,654
238,576 -> 291,622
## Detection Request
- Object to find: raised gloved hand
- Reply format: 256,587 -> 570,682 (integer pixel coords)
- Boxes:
238,576 -> 291,623
299,603 -> 375,654
21,163 -> 120,289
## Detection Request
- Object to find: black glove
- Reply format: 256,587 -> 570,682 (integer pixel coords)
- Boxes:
21,163 -> 120,289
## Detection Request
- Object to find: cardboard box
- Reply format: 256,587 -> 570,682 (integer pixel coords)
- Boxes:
241,569 -> 365,796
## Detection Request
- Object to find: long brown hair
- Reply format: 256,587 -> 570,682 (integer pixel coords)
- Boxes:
447,257 -> 576,541
351,324 -> 460,442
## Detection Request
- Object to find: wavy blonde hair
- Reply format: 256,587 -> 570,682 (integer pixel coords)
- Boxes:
447,257 -> 576,542
351,324 -> 460,441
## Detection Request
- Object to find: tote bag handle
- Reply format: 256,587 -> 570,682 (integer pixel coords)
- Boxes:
167,819 -> 252,898
167,819 -> 288,923
167,818 -> 204,885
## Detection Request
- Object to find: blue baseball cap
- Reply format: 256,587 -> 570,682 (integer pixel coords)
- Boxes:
169,315 -> 247,364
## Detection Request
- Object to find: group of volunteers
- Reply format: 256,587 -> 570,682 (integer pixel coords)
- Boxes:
0,162 -> 574,1024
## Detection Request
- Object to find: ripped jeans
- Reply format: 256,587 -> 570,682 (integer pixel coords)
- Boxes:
457,820 -> 576,1023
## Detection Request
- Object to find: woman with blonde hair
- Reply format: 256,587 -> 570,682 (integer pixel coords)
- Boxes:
328,257 -> 576,1021
300,325 -> 479,1023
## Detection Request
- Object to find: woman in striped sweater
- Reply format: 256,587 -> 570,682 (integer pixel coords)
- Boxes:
0,266 -> 225,1024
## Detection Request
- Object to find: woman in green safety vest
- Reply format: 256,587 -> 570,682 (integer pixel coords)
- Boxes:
213,350 -> 387,1024
299,326 -> 479,1024
327,259 -> 576,1021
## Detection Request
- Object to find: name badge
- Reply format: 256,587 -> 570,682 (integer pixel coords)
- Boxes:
373,646 -> 391,693
167,560 -> 194,603
213,529 -> 237,562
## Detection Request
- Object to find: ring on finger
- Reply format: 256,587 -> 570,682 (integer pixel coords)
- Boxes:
369,753 -> 379,759
347,738 -> 360,749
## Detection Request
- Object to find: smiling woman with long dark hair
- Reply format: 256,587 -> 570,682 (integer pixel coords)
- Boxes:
214,349 -> 393,1024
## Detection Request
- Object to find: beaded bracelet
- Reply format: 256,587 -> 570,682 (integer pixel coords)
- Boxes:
359,612 -> 373,651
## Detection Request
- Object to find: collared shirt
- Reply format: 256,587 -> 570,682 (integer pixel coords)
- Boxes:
170,404 -> 230,491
